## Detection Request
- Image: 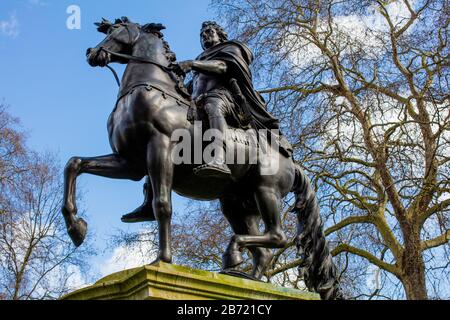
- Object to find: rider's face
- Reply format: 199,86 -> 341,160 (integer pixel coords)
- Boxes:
201,26 -> 221,49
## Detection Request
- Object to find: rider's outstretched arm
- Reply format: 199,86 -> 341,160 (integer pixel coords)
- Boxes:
192,60 -> 227,74
180,60 -> 227,75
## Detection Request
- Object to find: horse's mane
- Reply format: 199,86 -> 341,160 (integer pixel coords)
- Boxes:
141,23 -> 165,38
141,22 -> 190,99
141,23 -> 191,99
142,23 -> 177,63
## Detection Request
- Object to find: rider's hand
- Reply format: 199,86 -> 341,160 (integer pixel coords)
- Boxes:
178,60 -> 194,74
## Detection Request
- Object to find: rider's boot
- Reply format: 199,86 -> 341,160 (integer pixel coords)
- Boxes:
121,177 -> 156,223
194,115 -> 232,179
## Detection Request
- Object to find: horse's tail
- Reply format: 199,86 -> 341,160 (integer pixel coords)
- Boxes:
291,164 -> 343,300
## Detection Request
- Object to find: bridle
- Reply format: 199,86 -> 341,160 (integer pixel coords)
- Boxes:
96,23 -> 181,86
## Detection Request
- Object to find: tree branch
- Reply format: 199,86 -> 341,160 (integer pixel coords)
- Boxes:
332,243 -> 400,276
421,230 -> 450,251
325,215 -> 373,236
419,198 -> 450,227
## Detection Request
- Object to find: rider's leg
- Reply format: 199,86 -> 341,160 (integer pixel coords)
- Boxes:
194,97 -> 231,177
121,176 -> 156,223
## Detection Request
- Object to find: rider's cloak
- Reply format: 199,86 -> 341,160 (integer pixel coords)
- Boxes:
196,40 -> 280,131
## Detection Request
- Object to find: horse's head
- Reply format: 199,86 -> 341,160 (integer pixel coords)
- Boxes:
86,17 -> 141,67
86,18 -> 185,92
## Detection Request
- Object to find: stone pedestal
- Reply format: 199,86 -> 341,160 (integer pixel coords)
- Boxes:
62,262 -> 319,300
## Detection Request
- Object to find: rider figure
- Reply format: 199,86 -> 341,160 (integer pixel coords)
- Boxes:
180,21 -> 234,178
179,21 -> 283,178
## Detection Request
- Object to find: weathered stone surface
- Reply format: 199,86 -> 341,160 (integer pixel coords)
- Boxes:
61,262 -> 319,300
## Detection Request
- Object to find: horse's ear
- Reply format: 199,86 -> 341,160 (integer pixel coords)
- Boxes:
95,18 -> 112,34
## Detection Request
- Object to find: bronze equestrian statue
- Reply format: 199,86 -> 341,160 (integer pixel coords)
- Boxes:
62,17 -> 341,299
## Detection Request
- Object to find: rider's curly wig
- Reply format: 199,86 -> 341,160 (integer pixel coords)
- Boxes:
201,21 -> 228,43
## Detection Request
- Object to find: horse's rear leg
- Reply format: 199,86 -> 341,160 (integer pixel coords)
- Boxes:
226,186 -> 287,265
253,186 -> 287,247
146,136 -> 174,264
63,153 -> 143,246
220,196 -> 273,279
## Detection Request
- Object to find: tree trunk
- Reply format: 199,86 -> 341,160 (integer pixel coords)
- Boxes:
402,268 -> 428,300
401,223 -> 428,300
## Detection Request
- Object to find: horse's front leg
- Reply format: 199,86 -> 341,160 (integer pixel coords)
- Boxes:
146,135 -> 175,264
62,153 -> 143,247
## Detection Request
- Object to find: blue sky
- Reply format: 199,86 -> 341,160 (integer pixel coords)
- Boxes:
0,0 -> 215,279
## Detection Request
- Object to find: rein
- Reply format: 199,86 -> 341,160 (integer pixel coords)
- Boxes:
105,65 -> 121,87
101,47 -> 177,87
101,47 -> 175,72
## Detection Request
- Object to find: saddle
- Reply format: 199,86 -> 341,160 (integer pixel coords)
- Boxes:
187,100 -> 293,158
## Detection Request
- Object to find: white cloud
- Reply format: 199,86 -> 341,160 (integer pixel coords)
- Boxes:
65,265 -> 89,291
99,236 -> 157,277
270,265 -> 308,290
38,264 -> 89,296
287,0 -> 419,68
0,13 -> 19,38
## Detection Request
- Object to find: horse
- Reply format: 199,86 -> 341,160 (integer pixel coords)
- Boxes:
62,17 -> 341,299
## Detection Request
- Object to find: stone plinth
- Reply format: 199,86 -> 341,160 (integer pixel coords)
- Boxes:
61,262 -> 319,300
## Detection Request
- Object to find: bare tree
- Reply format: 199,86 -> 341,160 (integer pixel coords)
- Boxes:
0,104 -> 91,300
0,104 -> 27,190
210,0 -> 449,299
171,201 -> 232,271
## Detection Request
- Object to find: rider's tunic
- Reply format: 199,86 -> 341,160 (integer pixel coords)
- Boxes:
192,40 -> 280,131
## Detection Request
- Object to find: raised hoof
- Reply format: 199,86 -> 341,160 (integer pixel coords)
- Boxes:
67,218 -> 87,247
193,163 -> 232,179
121,205 -> 155,223
222,250 -> 244,269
